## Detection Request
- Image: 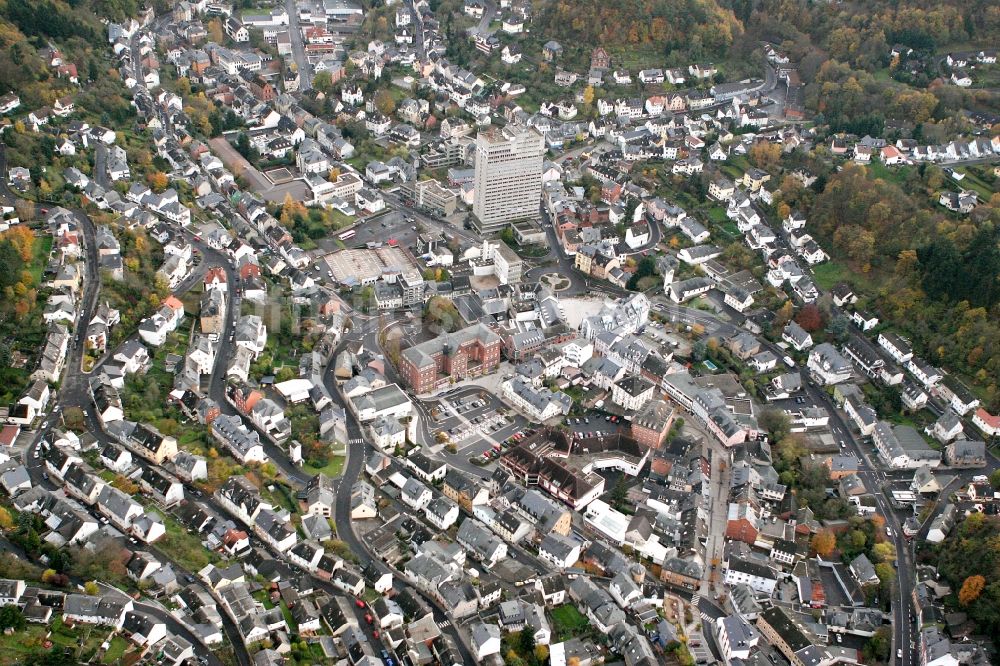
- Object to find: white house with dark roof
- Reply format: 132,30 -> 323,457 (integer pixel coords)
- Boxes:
782,321 -> 813,351
807,344 -> 852,385
873,421 -> 941,469
400,477 -> 432,511
424,495 -> 459,531
538,533 -> 581,569
456,518 -> 508,568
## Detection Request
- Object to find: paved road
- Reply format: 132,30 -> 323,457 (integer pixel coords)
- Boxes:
179,230 -> 311,486
381,189 -> 481,246
413,385 -> 503,481
472,0 -> 497,36
665,289 -> 927,660
658,272 -> 936,662
321,336 -> 477,663
24,378 -> 254,665
403,0 -> 425,58
94,143 -> 110,189
284,0 -> 312,91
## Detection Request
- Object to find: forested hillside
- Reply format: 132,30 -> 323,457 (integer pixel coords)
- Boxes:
738,0 -> 1000,72
776,161 -> 1000,410
924,513 -> 1000,639
533,0 -> 743,60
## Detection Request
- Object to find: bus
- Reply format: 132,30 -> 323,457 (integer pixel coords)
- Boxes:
338,229 -> 356,241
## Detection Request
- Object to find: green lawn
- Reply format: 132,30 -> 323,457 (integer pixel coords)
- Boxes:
325,209 -> 354,230
720,164 -> 743,180
720,221 -> 740,238
253,589 -> 276,610
101,636 -> 128,664
551,604 -> 589,639
0,619 -> 111,663
28,235 -> 53,286
727,155 -> 751,172
303,454 -> 345,478
812,260 -> 882,293
705,206 -> 729,224
261,481 -> 299,515
609,43 -> 670,71
950,168 -> 994,201
280,602 -> 297,632
867,160 -> 910,186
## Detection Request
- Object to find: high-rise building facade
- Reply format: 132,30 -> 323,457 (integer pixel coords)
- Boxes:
472,125 -> 544,234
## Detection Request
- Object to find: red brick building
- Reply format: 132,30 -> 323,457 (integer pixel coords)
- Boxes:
399,323 -> 502,393
590,47 -> 611,70
630,399 -> 676,449
725,501 -> 760,545
228,383 -> 263,415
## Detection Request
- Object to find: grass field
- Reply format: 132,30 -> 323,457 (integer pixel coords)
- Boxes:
28,235 -> 53,285
261,480 -> 299,514
811,262 -> 851,291
0,618 -> 111,664
705,206 -> 729,224
551,604 -> 589,639
720,163 -> 743,180
866,160 -> 911,186
303,454 -> 345,478
950,168 -> 995,201
811,260 -> 882,293
101,636 -> 128,664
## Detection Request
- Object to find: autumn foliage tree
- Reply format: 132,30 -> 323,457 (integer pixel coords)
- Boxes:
2,226 -> 34,262
206,18 -> 223,43
749,142 -> 782,170
373,89 -> 396,116
795,304 -> 823,332
147,171 -> 169,192
959,575 -> 985,606
811,530 -> 836,557
279,193 -> 306,227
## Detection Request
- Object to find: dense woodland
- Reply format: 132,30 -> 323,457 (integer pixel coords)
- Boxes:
922,513 -> 1000,638
534,0 -> 743,61
777,163 -> 1000,410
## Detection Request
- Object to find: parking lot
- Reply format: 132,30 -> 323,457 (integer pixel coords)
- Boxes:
564,411 -> 628,439
430,390 -> 529,461
346,210 -> 421,252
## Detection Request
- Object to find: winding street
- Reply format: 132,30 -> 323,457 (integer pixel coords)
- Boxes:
322,335 -> 478,663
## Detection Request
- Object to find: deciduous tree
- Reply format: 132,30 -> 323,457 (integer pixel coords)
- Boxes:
207,18 -> 223,43
811,530 -> 836,557
749,142 -> 782,170
374,89 -> 396,116
959,575 -> 985,605
795,304 -> 823,332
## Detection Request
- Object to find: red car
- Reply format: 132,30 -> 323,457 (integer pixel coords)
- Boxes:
373,630 -> 380,639
365,614 -> 374,624
355,599 -> 366,609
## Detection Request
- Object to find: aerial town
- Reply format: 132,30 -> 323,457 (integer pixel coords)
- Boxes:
0,0 -> 999,665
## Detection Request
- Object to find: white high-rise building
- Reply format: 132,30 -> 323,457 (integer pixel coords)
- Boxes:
472,125 -> 544,234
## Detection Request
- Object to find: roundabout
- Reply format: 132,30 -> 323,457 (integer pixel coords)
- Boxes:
537,271 -> 572,292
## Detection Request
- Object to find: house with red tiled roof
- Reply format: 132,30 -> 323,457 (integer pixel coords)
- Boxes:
203,267 -> 228,293
880,145 -> 904,165
972,408 -> 1000,437
0,425 -> 20,447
